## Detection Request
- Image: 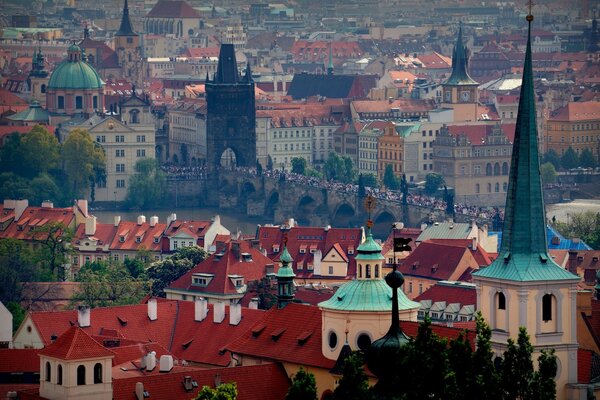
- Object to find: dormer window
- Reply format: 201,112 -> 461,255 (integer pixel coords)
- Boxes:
136,237 -> 142,243
119,236 -> 125,243
348,247 -> 354,255
273,246 -> 280,253
153,237 -> 160,244
242,253 -> 252,262
192,273 -> 213,287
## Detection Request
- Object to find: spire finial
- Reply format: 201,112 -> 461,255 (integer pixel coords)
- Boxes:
364,195 -> 375,230
526,0 -> 534,22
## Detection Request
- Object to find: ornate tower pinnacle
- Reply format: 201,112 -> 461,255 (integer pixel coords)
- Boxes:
116,0 -> 136,37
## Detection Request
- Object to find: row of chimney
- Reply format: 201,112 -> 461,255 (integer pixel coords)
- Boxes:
77,297 -> 258,329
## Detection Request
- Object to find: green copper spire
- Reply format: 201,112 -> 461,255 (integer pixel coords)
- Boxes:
472,13 -> 578,282
445,22 -> 478,86
116,0 -> 137,37
327,42 -> 334,75
277,245 -> 295,277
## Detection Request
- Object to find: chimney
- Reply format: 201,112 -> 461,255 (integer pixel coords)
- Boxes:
148,299 -> 157,321
194,298 -> 208,321
78,305 -> 91,327
421,223 -> 428,231
41,201 -> 54,208
146,351 -> 156,371
472,236 -> 478,250
167,213 -> 177,226
313,250 -> 322,275
249,298 -> 259,309
140,354 -> 147,369
135,382 -> 145,400
231,242 -> 241,260
149,216 -> 159,227
85,215 -> 97,236
77,199 -> 88,217
229,303 -> 241,325
213,302 -> 225,323
324,225 -> 331,231
114,216 -> 121,227
159,355 -> 174,372
137,215 -> 146,225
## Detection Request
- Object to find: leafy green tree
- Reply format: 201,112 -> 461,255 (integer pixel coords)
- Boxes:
542,149 -> 561,170
324,152 -> 355,183
446,333 -> 473,400
0,239 -> 37,304
0,172 -> 33,201
28,222 -> 73,281
62,128 -> 106,198
561,147 -> 579,170
305,167 -> 323,179
291,157 -> 307,175
126,158 -> 168,209
0,132 -> 26,175
285,367 -> 318,400
531,349 -> 557,400
72,261 -> 149,308
540,162 -> 557,185
553,211 -> 600,250
472,312 -> 501,400
333,352 -> 371,400
579,148 -> 598,169
383,164 -> 399,190
267,155 -> 273,171
424,173 -> 445,195
30,173 -> 61,206
500,327 -> 534,400
146,247 -> 208,296
20,125 -> 60,178
124,257 -> 146,279
6,301 -> 26,334
195,382 -> 237,400
361,173 -> 379,189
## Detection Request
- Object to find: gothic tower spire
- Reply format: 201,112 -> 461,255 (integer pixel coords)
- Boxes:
116,0 -> 136,37
445,22 -> 477,85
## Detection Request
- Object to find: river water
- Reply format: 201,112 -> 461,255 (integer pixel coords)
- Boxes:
546,199 -> 600,223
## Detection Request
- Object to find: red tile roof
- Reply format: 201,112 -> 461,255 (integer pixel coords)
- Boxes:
168,240 -> 276,296
73,222 -> 118,249
352,98 -> 435,114
0,349 -> 40,372
427,239 -> 494,266
147,0 -> 200,18
226,303 -> 334,369
549,101 -> 600,122
183,47 -> 220,58
0,205 -> 74,241
0,87 -> 28,114
416,52 -> 452,69
112,364 -> 290,400
109,220 -> 166,253
414,282 -> 477,306
447,123 -> 516,144
38,326 -> 115,360
257,225 -> 363,279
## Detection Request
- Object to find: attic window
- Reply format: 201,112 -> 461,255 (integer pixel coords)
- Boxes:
348,247 -> 354,255
242,253 -> 252,262
271,328 -> 286,341
412,262 -> 419,270
273,246 -> 280,253
297,330 -> 313,345
214,252 -> 225,260
431,264 -> 438,273
119,235 -> 125,243
136,237 -> 142,243
117,316 -> 127,326
251,324 -> 266,337
300,248 -> 306,254
153,237 -> 160,244
307,264 -> 314,270
182,339 -> 193,350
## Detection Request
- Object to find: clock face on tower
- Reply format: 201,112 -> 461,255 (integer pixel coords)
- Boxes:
461,91 -> 471,102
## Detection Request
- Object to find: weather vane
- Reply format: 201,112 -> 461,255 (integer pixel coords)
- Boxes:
364,194 -> 375,229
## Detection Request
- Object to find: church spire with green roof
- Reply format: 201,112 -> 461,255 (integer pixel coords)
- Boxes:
444,22 -> 478,86
277,239 -> 295,308
471,11 -> 577,283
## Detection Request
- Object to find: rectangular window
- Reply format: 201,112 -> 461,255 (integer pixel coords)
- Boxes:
136,135 -> 146,143
116,179 -> 125,188
116,149 -> 125,157
328,266 -> 334,274
136,149 -> 146,157
58,96 -> 65,109
75,96 -> 83,109
93,96 -> 98,109
96,135 -> 106,143
116,135 -> 125,143
116,164 -> 125,173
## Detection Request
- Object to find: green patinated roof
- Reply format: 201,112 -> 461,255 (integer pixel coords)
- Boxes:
48,57 -> 104,90
277,246 -> 295,278
116,0 -> 137,36
395,123 -> 421,138
472,17 -> 578,283
444,23 -> 478,86
318,279 -> 419,312
7,101 -> 49,122
356,230 -> 383,255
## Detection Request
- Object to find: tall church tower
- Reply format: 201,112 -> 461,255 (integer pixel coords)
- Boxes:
471,12 -> 579,400
205,44 -> 256,170
441,23 -> 479,122
28,47 -> 50,106
114,0 -> 143,87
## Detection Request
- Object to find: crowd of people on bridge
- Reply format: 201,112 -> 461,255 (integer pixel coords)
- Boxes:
161,164 -> 208,180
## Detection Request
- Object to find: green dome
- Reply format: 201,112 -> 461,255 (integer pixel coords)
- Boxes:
68,43 -> 81,53
318,280 -> 419,312
277,246 -> 295,278
48,55 -> 103,90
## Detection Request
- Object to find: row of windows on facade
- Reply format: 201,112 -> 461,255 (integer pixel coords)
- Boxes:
95,135 -> 146,143
272,129 -> 333,139
272,155 -> 312,165
272,142 -> 319,151
555,123 -> 600,131
115,149 -> 146,157
475,182 -> 508,193
56,95 -> 98,110
95,179 -> 125,189
73,253 -> 160,265
45,362 -> 102,386
555,135 -> 600,143
380,151 -> 403,160
496,292 -> 555,322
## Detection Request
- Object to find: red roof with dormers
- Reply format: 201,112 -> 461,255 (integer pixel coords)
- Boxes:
0,205 -> 74,241
256,103 -> 343,128
398,240 -> 482,282
168,240 -> 276,297
416,52 -> 452,69
73,222 -> 118,250
38,326 -> 115,360
0,87 -> 28,114
109,220 -> 167,253
427,239 -> 495,266
226,302 -> 334,369
257,225 -> 363,279
109,342 -> 171,367
112,364 -> 290,400
414,282 -> 477,306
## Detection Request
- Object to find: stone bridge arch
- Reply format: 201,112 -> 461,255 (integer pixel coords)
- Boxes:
296,195 -> 318,226
331,203 -> 356,228
372,210 -> 398,239
265,190 -> 279,219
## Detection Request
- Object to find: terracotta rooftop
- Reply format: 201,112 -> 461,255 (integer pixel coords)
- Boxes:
549,101 -> 600,122
414,281 -> 477,306
38,326 -> 115,360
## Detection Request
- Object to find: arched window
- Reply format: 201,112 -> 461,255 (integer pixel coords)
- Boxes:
542,294 -> 553,321
497,292 -> 506,310
57,365 -> 63,385
365,264 -> 371,278
45,361 -> 51,382
374,265 -> 380,278
487,183 -> 492,193
94,363 -> 102,384
494,163 -> 500,176
129,109 -> 140,124
358,264 -> 362,278
486,163 -> 492,176
77,365 -> 86,385
502,162 -> 509,175
41,84 -> 46,94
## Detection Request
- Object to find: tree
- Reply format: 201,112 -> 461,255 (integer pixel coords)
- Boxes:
20,125 -> 60,178
333,352 -> 371,400
579,148 -> 598,169
361,173 -> 379,189
471,312 -> 501,400
540,162 -> 557,185
382,164 -> 399,190
267,155 -> 274,171
424,173 -> 445,195
0,132 -> 26,175
6,301 -> 26,334
561,147 -> 579,170
28,222 -> 73,281
146,247 -> 208,296
324,152 -> 355,183
0,172 -> 33,201
30,173 -> 61,206
195,382 -> 237,400
62,128 -> 106,198
500,327 -> 534,400
126,158 -> 168,209
553,211 -> 600,250
0,239 -> 37,305
285,367 -> 318,400
291,157 -> 307,175
531,349 -> 557,400
256,159 -> 263,175
444,186 -> 455,216
542,149 -> 561,170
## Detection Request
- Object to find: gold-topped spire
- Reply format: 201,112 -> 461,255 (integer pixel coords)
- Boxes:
364,195 -> 375,229
527,0 -> 534,21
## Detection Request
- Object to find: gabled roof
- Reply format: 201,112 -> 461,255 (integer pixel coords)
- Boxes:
38,326 -> 115,360
399,240 -> 478,281
164,220 -> 209,238
414,281 -> 477,306
287,74 -> 377,100
416,222 -> 473,242
226,303 -> 334,369
73,222 -> 118,249
147,0 -> 200,18
0,205 -> 74,241
109,220 -> 166,252
549,101 -> 600,122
